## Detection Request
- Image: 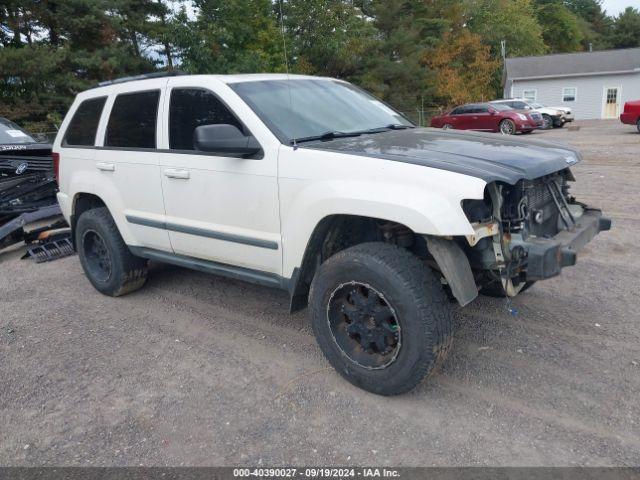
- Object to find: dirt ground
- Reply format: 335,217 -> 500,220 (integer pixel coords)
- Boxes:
1,120 -> 639,467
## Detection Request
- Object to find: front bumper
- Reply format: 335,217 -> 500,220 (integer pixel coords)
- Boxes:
511,209 -> 611,281
516,120 -> 543,131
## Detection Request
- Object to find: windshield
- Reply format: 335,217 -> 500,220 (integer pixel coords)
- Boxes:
0,118 -> 37,144
230,79 -> 413,144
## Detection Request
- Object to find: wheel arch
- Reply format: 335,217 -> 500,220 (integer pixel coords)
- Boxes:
288,214 -> 419,312
70,192 -> 109,249
287,214 -> 478,312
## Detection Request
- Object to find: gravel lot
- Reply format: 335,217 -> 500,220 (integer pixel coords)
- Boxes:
1,120 -> 639,467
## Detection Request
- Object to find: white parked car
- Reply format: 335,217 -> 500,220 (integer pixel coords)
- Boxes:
491,99 -> 574,129
54,73 -> 609,395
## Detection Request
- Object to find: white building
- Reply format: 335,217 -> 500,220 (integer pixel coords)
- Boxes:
503,48 -> 640,120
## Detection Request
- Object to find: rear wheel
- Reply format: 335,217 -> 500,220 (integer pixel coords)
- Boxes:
541,114 -> 553,130
442,123 -> 454,130
309,243 -> 454,396
76,207 -> 148,296
637,119 -> 640,133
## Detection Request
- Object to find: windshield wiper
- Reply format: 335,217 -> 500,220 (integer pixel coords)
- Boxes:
291,124 -> 414,145
291,130 -> 362,145
355,124 -> 415,135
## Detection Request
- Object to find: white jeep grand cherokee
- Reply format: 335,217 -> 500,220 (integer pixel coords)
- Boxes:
54,72 -> 610,395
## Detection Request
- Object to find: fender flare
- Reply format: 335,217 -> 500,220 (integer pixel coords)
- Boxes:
424,235 -> 478,306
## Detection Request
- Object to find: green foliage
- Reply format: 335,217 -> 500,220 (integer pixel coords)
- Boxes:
0,0 -> 638,131
536,2 -> 585,52
610,7 -> 640,48
176,0 -> 284,74
467,0 -> 546,57
355,0 -> 450,118
564,0 -> 613,49
280,0 -> 376,78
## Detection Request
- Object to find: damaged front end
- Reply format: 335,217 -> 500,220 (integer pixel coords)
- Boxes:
462,169 -> 611,296
0,144 -> 62,250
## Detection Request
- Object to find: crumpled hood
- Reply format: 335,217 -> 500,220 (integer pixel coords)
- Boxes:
303,128 -> 581,184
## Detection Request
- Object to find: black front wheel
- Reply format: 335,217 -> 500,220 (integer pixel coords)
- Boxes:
637,119 -> 640,133
76,207 -> 148,296
309,243 -> 454,395
541,114 -> 553,130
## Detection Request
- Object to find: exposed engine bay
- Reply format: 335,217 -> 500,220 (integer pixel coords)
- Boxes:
462,169 -> 611,296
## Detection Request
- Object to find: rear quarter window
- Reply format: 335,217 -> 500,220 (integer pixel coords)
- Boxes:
63,97 -> 107,146
105,90 -> 160,149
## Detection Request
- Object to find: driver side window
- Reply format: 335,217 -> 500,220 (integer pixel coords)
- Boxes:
169,88 -> 243,150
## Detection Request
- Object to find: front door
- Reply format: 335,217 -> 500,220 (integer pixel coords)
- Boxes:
603,87 -> 620,119
158,79 -> 282,276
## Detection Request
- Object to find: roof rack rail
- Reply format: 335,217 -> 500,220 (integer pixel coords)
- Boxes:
93,70 -> 188,88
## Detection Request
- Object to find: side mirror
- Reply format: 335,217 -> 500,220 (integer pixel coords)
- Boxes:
194,124 -> 261,156
488,108 -> 497,115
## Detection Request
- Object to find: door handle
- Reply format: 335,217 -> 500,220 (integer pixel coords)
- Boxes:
164,168 -> 190,179
96,162 -> 115,172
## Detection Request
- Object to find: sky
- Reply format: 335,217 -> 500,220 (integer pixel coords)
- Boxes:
601,0 -> 637,16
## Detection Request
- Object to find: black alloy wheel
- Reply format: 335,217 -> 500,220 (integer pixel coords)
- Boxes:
327,281 -> 401,370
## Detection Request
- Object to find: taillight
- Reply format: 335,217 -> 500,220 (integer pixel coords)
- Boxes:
52,152 -> 60,183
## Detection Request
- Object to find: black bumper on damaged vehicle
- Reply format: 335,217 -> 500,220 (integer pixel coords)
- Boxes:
512,209 -> 611,281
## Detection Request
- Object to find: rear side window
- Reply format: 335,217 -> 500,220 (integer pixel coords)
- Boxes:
169,88 -> 243,150
105,91 -> 159,148
63,97 -> 106,146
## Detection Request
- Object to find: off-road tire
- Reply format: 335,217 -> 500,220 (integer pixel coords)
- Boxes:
499,119 -> 516,135
480,280 -> 535,297
542,114 -> 553,130
76,207 -> 148,296
309,242 -> 454,396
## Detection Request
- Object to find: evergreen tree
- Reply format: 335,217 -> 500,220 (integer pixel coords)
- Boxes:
535,1 -> 585,52
176,0 -> 284,74
466,0 -> 546,57
610,7 -> 640,48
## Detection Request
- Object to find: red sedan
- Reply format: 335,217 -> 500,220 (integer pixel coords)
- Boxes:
430,103 -> 543,135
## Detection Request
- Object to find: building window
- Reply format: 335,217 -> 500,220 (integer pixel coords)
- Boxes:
522,89 -> 537,102
562,87 -> 577,102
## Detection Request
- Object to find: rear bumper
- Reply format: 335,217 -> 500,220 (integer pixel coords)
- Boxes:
620,113 -> 637,125
511,209 -> 611,281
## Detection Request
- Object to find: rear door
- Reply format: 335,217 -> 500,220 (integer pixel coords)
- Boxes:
157,77 -> 282,276
93,81 -> 171,251
451,106 -> 471,129
474,105 -> 494,131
